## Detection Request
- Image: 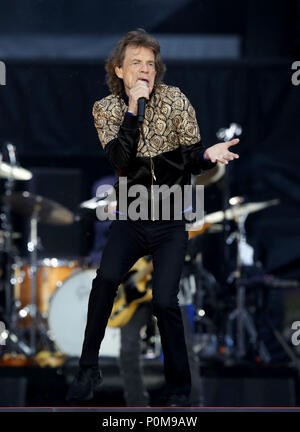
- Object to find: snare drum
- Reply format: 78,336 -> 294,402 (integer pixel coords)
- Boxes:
48,269 -> 120,358
13,258 -> 80,322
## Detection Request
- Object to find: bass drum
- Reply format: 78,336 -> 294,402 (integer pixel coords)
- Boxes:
48,269 -> 120,358
13,257 -> 81,327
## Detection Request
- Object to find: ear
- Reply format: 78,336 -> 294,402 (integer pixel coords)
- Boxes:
114,65 -> 123,79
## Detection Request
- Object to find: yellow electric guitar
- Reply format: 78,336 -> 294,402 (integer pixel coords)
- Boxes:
108,257 -> 153,328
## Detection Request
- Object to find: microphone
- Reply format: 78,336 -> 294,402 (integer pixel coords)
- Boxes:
137,97 -> 146,123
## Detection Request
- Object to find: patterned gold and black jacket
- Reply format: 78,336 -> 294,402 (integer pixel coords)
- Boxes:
92,83 -> 216,220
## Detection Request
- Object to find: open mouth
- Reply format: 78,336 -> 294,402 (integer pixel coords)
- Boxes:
138,78 -> 149,84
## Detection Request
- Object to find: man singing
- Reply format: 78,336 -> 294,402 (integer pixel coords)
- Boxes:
67,29 -> 239,406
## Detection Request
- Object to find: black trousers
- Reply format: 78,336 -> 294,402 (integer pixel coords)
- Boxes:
79,219 -> 191,394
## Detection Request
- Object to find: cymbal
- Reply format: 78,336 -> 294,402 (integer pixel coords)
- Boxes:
2,191 -> 74,225
79,196 -> 117,210
195,162 -> 225,186
77,196 -> 118,221
190,199 -> 280,230
0,162 -> 32,181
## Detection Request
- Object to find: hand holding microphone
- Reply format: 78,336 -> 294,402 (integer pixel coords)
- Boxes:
128,79 -> 150,122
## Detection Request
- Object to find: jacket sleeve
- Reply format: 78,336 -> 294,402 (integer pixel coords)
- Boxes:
174,91 -> 217,175
92,100 -> 140,172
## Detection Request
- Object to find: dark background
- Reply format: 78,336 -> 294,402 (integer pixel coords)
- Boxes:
0,0 -> 299,315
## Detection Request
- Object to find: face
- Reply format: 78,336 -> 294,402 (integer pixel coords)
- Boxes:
115,45 -> 157,95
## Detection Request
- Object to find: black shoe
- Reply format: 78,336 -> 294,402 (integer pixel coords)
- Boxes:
66,366 -> 103,401
166,394 -> 190,407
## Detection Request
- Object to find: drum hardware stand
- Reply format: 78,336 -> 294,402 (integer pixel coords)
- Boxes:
216,123 -> 242,287
10,206 -> 54,356
225,204 -> 271,363
25,205 -> 54,355
1,152 -> 15,330
27,206 -> 39,355
0,145 -> 32,356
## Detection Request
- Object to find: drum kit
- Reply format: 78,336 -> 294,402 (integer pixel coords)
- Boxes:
0,144 -> 84,365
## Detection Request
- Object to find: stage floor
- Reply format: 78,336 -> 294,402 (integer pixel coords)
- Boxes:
0,357 -> 299,408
